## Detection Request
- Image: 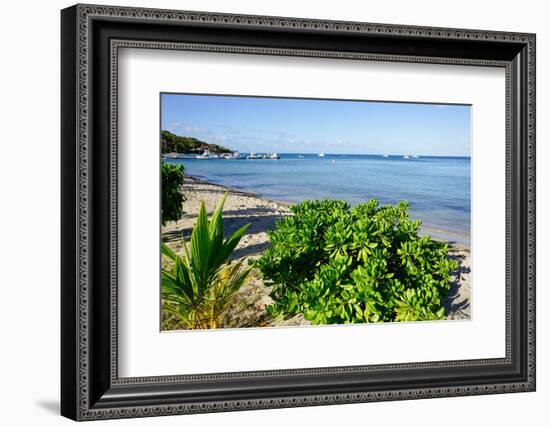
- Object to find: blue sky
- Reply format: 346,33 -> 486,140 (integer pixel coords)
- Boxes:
161,93 -> 471,156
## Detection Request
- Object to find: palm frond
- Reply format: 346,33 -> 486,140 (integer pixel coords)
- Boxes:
161,193 -> 251,329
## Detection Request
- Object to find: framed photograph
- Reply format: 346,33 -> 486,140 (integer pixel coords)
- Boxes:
61,4 -> 536,421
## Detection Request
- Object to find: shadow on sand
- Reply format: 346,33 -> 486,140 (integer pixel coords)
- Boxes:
162,208 -> 288,245
445,250 -> 471,318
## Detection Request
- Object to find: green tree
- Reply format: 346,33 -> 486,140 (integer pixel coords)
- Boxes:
161,130 -> 233,154
161,163 -> 185,225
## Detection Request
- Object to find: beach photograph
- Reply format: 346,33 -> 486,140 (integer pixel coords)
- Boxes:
160,93 -> 471,331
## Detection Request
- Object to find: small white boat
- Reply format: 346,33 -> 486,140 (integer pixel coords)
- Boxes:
221,152 -> 240,160
318,152 -> 326,157
246,152 -> 263,160
298,154 -> 305,159
382,154 -> 389,158
162,152 -> 180,159
412,154 -> 419,159
196,150 -> 214,160
403,154 -> 411,159
267,153 -> 280,160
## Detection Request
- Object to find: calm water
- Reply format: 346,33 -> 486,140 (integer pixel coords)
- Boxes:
167,154 -> 470,245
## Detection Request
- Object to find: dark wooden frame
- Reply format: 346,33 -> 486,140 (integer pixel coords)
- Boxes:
61,4 -> 536,421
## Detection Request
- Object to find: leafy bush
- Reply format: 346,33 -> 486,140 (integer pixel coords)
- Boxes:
161,194 -> 251,329
161,163 -> 186,225
256,199 -> 458,324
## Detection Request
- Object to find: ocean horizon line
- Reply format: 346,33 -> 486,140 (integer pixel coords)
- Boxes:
248,152 -> 471,158
167,151 -> 471,159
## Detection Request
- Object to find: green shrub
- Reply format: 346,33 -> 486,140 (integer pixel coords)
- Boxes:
256,199 -> 458,324
161,163 -> 186,225
161,194 -> 251,329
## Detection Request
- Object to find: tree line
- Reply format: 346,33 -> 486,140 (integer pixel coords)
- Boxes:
161,130 -> 233,154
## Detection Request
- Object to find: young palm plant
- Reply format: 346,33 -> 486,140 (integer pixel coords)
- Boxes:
161,193 -> 251,329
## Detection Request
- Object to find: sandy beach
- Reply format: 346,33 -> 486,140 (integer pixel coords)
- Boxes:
162,176 -> 471,329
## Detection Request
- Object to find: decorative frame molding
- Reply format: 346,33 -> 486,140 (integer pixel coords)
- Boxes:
61,4 -> 536,421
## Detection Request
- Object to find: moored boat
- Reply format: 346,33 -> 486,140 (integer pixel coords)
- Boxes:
196,150 -> 216,160
221,152 -> 241,160
246,152 -> 263,160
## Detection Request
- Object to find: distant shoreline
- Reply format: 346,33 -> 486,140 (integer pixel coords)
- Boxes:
164,152 -> 471,159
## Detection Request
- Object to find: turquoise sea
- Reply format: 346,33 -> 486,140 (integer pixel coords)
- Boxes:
166,154 -> 471,245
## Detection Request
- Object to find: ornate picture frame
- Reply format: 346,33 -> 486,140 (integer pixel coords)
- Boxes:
61,4 -> 536,421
